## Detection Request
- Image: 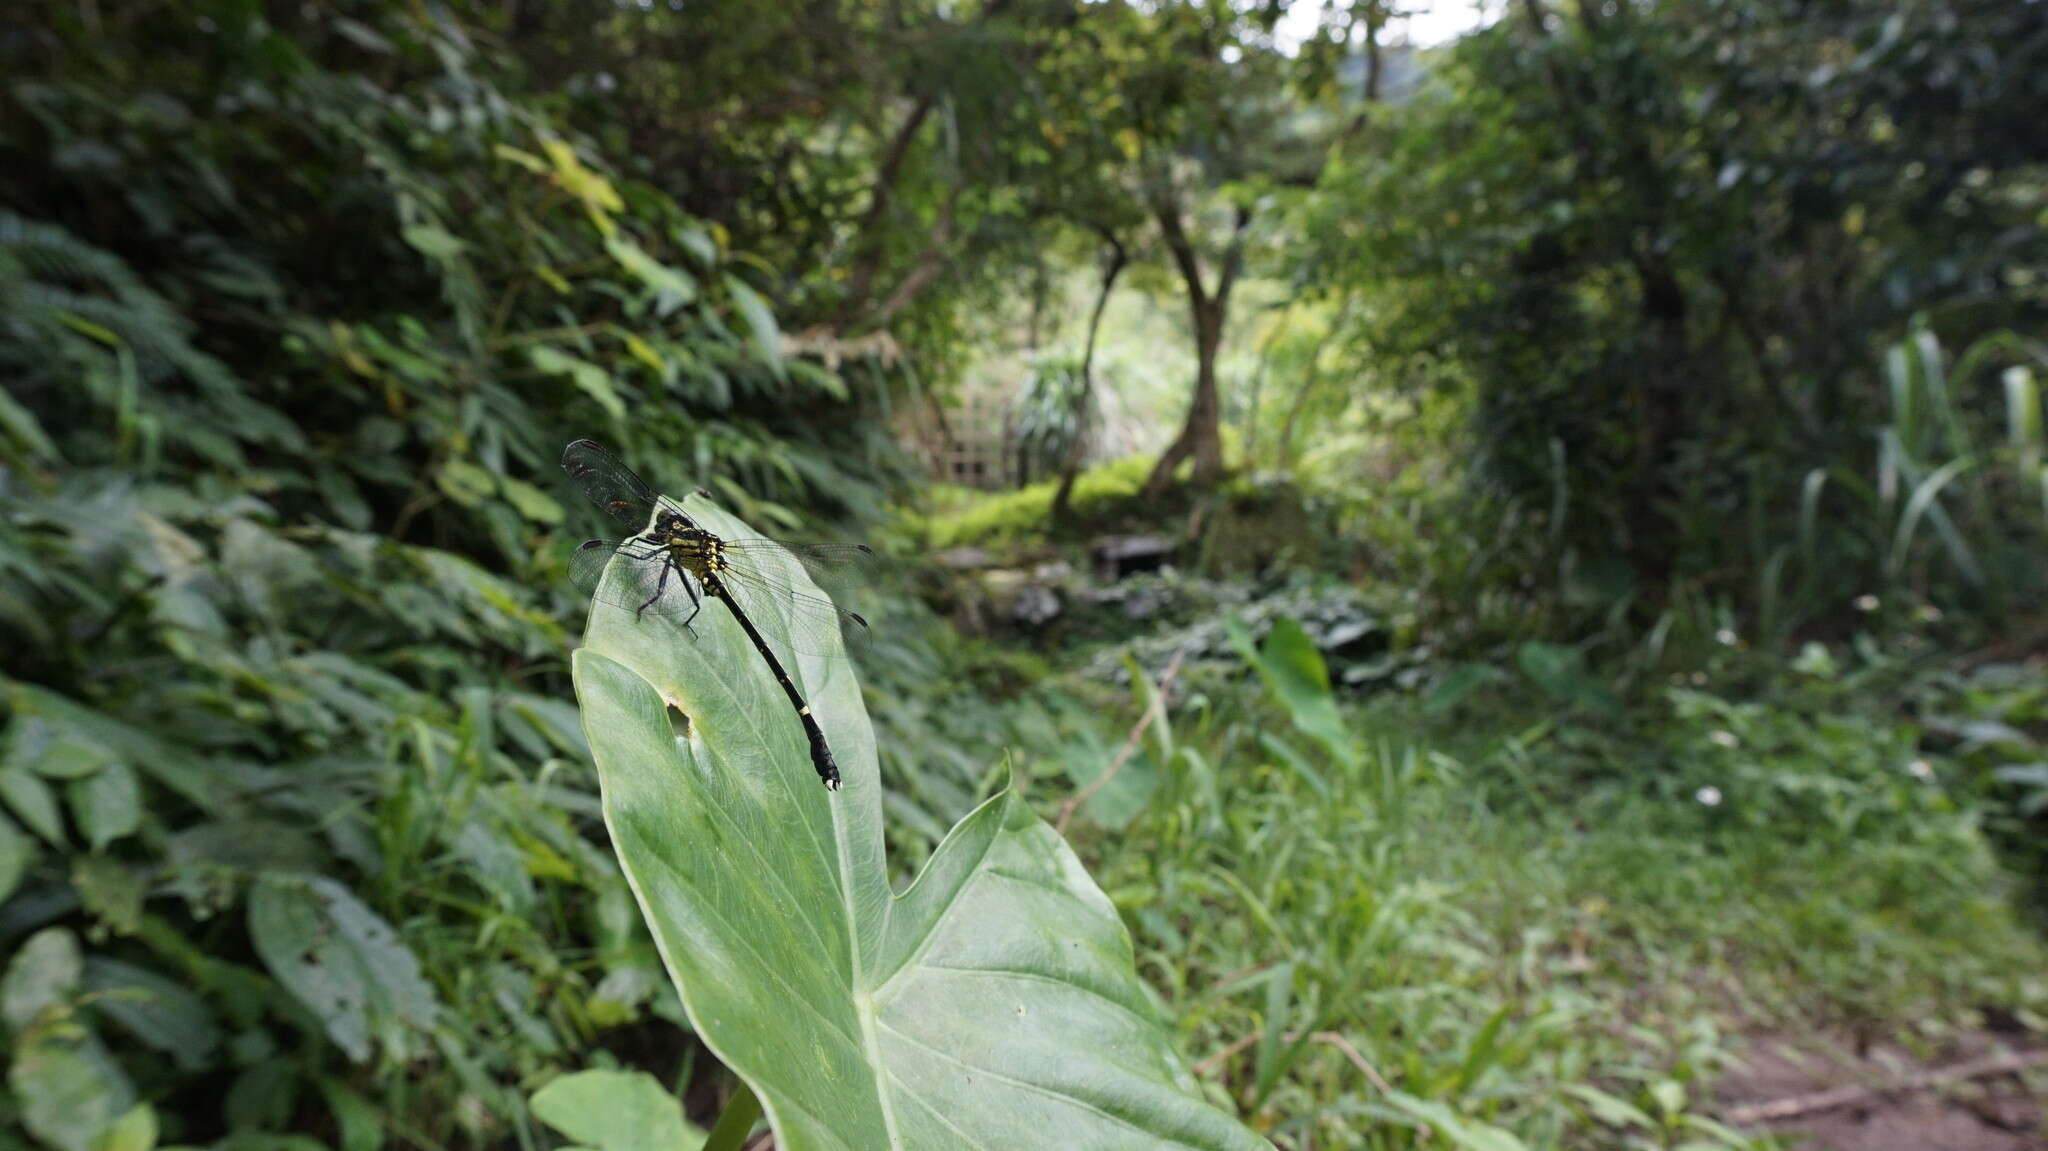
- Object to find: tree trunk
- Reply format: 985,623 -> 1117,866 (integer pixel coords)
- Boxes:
1144,199 -> 1250,498
1052,234 -> 1127,526
1184,304 -> 1227,480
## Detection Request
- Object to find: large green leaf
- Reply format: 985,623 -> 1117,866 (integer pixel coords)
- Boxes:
530,1069 -> 705,1151
572,493 -> 1264,1151
1514,641 -> 1621,718
81,958 -> 222,1072
246,874 -> 441,1063
1228,616 -> 1356,769
9,1032 -> 134,1151
3,927 -> 81,1031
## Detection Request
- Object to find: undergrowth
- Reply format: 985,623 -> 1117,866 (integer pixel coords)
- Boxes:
1041,623 -> 2047,1149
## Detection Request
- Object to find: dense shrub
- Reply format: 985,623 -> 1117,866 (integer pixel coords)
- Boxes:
0,4 -> 895,1146
1308,0 -> 2048,618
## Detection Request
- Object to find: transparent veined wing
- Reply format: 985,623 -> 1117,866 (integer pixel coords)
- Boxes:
714,539 -> 875,656
561,439 -> 662,527
569,538 -> 704,620
717,539 -> 877,587
712,560 -> 871,658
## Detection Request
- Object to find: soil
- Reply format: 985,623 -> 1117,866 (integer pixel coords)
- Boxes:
1716,1031 -> 2048,1150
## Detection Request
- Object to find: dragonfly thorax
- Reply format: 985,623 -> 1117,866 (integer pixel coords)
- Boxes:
650,512 -> 725,577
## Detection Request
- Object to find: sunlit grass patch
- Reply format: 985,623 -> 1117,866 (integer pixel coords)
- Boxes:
911,455 -> 1159,549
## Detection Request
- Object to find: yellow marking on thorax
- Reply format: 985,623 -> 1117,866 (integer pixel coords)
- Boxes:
661,529 -> 729,580
664,538 -> 714,578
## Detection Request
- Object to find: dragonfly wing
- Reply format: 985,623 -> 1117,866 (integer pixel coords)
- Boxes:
715,563 -> 870,658
568,538 -> 625,594
568,537 -> 703,619
717,540 -> 877,590
561,440 -> 662,527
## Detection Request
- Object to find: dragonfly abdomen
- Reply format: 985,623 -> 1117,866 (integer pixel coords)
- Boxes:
702,572 -> 843,790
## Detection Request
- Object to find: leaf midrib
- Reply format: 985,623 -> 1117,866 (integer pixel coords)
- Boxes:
822,673 -> 903,1149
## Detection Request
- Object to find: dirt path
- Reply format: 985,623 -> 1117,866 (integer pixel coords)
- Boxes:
1716,1032 -> 2047,1149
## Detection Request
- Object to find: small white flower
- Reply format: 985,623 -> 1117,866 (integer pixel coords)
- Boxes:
1855,594 -> 1880,612
1708,730 -> 1740,749
1916,604 -> 1944,623
1715,628 -> 1739,646
1690,671 -> 1709,686
1907,759 -> 1935,781
1696,786 -> 1723,807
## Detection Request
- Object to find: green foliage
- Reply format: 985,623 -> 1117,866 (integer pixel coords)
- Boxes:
572,495 -> 1263,1149
1008,355 -> 1095,486
1306,0 -> 2048,619
1227,617 -> 1356,771
2,1 -> 2042,1147
0,3 -> 895,1147
1057,618 -> 2045,1146
504,0 -> 1148,360
1514,642 -> 1621,719
1906,658 -> 2048,920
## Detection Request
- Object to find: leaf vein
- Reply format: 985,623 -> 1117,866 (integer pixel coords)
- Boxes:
875,1020 -> 1186,1145
911,964 -> 1161,1032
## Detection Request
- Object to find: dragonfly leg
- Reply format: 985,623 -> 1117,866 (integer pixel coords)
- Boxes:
636,559 -> 675,619
679,572 -> 703,630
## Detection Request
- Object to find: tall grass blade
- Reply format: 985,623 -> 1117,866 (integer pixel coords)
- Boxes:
1886,343 -> 1920,460
1887,456 -> 1982,584
1877,430 -> 1902,509
2006,365 -> 2041,472
1913,328 -> 1971,459
1797,468 -> 1828,575
1758,546 -> 1790,643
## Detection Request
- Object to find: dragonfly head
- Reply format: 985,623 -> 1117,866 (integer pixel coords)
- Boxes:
651,509 -> 698,538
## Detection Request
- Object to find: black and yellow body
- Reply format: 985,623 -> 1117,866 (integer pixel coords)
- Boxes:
641,510 -> 842,791
563,438 -> 866,792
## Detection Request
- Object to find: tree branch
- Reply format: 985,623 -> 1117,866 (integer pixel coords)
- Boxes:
1213,204 -> 1255,310
1051,229 -> 1129,523
838,94 -> 937,318
864,192 -> 957,327
1152,190 -> 1211,310
1193,1029 -> 1395,1097
1724,1049 -> 2048,1126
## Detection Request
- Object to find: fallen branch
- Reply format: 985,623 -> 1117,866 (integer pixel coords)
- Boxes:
1192,1029 -> 1394,1096
1055,651 -> 1184,835
1724,1048 -> 2048,1126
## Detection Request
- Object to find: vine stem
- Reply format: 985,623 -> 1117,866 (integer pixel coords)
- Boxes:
1056,651 -> 1185,836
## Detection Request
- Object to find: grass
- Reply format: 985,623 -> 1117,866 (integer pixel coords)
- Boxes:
1038,641 -> 2048,1149
911,455 -> 1160,549
898,446 -> 2048,1146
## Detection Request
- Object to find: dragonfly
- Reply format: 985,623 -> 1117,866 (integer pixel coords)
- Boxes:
561,439 -> 873,790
